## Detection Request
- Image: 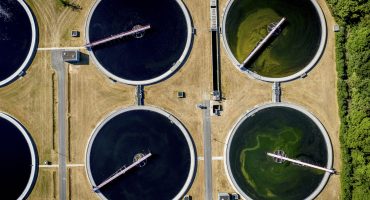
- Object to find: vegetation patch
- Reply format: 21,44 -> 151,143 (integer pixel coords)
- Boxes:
229,107 -> 328,200
57,0 -> 81,11
326,0 -> 370,199
225,0 -> 322,78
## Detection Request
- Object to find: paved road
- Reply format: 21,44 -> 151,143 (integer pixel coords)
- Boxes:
202,100 -> 213,200
51,50 -> 67,200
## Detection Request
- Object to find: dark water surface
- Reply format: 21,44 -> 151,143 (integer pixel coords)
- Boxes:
90,110 -> 192,200
229,107 -> 328,200
0,0 -> 32,81
226,0 -> 322,77
89,0 -> 188,82
0,117 -> 33,199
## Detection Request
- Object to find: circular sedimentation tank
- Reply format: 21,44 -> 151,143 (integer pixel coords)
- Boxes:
86,0 -> 193,85
0,0 -> 37,86
222,0 -> 326,82
86,106 -> 196,200
225,103 -> 333,200
0,112 -> 38,199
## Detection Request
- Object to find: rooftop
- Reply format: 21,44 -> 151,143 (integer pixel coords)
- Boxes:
62,50 -> 80,62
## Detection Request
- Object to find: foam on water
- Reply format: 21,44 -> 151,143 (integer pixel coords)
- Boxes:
0,4 -> 12,21
0,0 -> 34,85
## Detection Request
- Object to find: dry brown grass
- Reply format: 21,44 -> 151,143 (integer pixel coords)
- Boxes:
26,0 -> 92,47
69,168 -> 99,200
30,169 -> 58,200
68,54 -> 135,163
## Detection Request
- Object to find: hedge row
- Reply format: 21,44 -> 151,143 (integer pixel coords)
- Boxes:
326,0 -> 370,199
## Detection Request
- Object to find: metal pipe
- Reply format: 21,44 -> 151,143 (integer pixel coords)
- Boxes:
267,152 -> 335,174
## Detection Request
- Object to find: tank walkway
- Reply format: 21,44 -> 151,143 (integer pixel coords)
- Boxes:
51,50 -> 68,200
85,24 -> 151,48
240,18 -> 286,68
267,152 -> 335,174
272,82 -> 281,103
93,152 -> 152,192
136,85 -> 144,106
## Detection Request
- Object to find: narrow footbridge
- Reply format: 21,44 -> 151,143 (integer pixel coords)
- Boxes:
93,152 -> 152,192
267,152 -> 335,174
240,18 -> 286,68
86,24 -> 151,48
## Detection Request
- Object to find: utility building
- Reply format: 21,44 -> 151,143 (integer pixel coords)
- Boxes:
62,50 -> 80,62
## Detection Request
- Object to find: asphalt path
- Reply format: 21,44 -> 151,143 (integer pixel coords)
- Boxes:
202,100 -> 212,200
51,50 -> 67,200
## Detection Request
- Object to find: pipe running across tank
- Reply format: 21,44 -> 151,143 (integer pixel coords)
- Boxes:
85,24 -> 151,48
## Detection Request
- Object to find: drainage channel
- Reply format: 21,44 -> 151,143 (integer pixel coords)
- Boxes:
211,0 -> 222,101
272,82 -> 281,103
136,85 -> 144,106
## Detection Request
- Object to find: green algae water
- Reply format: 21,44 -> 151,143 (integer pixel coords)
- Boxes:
229,107 -> 328,199
225,0 -> 322,77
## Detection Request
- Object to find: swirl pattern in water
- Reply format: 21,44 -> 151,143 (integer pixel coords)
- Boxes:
89,110 -> 193,199
88,0 -> 189,82
225,0 -> 322,78
229,107 -> 328,199
0,0 -> 33,82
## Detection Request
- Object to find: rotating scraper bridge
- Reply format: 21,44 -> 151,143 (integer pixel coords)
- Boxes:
85,25 -> 151,48
239,17 -> 286,69
267,152 -> 336,174
93,152 -> 152,192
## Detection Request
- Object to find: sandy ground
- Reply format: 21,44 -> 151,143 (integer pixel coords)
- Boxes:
4,0 -> 341,199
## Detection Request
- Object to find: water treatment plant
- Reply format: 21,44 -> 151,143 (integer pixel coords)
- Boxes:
0,0 -> 343,199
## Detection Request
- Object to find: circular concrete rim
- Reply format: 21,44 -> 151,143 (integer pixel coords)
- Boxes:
0,112 -> 38,200
223,102 -> 333,200
0,0 -> 37,86
85,106 -> 196,200
85,0 -> 193,86
221,0 -> 327,83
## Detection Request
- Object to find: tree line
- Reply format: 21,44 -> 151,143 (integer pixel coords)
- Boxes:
326,0 -> 369,199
